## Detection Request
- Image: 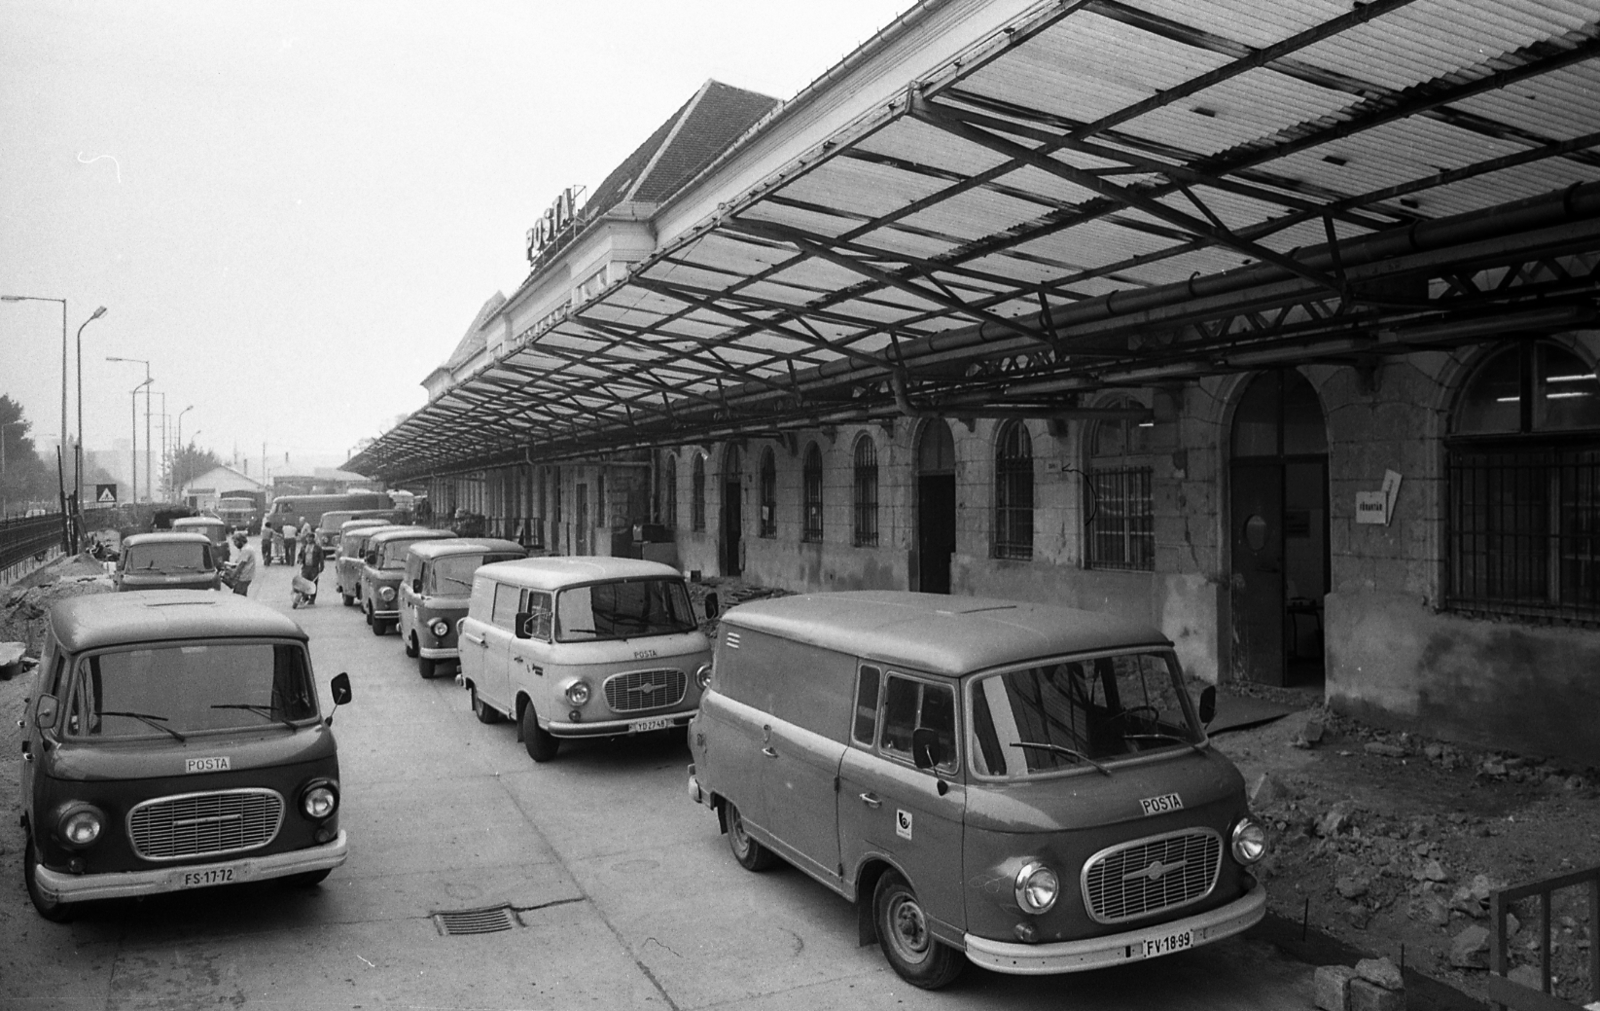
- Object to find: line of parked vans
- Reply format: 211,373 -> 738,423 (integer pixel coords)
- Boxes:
332,517 -> 1269,990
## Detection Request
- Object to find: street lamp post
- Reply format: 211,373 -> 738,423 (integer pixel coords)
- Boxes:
176,405 -> 194,497
74,307 -> 107,513
1,294 -> 68,549
106,357 -> 150,501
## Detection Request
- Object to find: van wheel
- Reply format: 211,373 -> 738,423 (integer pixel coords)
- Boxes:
405,634 -> 419,658
24,837 -> 77,923
521,704 -> 559,763
363,604 -> 373,625
418,656 -> 436,679
369,613 -> 385,636
471,688 -> 503,724
874,871 -> 963,989
341,591 -> 353,607
725,801 -> 776,872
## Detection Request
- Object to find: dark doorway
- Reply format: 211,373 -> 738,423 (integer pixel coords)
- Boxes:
575,483 -> 589,556
915,421 -> 956,594
1229,371 -> 1328,687
721,446 -> 743,577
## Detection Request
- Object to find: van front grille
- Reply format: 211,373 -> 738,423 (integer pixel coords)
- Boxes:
604,668 -> 686,713
128,789 -> 285,861
1081,828 -> 1221,924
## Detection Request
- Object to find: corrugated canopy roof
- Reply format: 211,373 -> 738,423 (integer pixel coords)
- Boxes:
352,0 -> 1600,480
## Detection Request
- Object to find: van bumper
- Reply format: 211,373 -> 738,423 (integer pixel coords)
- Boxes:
546,711 -> 695,738
962,876 -> 1266,975
34,831 -> 350,904
419,645 -> 459,660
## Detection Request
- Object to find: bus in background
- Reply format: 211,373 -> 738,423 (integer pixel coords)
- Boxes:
217,491 -> 266,533
264,491 -> 395,538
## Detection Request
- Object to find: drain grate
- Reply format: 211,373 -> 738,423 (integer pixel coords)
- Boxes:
433,904 -> 520,936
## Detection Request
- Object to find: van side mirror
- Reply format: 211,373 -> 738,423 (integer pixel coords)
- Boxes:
911,728 -> 943,771
514,611 -> 532,640
364,552 -> 377,566
703,592 -> 719,621
327,672 -> 352,726
35,694 -> 59,730
412,578 -> 422,594
1198,685 -> 1217,727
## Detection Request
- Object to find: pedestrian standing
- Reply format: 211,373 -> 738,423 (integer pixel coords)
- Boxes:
227,532 -> 258,596
282,518 -> 298,561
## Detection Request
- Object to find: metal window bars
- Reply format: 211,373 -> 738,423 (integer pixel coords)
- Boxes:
1087,466 -> 1155,571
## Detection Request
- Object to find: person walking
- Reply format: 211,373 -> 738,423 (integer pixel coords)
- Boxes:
226,531 -> 258,597
282,518 -> 298,562
293,527 -> 325,607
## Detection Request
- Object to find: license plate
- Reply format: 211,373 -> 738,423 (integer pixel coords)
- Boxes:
174,863 -> 249,889
1140,928 -> 1192,958
631,717 -> 673,733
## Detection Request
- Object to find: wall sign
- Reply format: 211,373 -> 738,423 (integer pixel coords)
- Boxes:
525,186 -> 582,263
1356,469 -> 1403,526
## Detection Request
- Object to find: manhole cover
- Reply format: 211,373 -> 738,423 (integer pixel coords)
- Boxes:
433,904 -> 520,936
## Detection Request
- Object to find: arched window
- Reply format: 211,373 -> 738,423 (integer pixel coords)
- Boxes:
993,421 -> 1033,560
691,453 -> 706,532
664,454 -> 677,529
1448,341 -> 1600,621
852,434 -> 879,547
1086,397 -> 1154,570
802,444 -> 824,543
758,448 -> 776,537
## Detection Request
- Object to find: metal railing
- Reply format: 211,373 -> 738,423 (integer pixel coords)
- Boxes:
1490,864 -> 1599,1010
1,511 -> 64,572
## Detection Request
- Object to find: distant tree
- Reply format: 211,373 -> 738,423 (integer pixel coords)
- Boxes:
167,442 -> 223,496
0,395 -> 58,512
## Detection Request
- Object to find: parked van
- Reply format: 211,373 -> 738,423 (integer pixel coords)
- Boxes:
687,591 -> 1266,989
357,527 -> 456,635
172,516 -> 229,554
115,532 -> 220,592
398,538 -> 527,679
335,524 -> 408,606
316,509 -> 397,556
458,557 -> 717,762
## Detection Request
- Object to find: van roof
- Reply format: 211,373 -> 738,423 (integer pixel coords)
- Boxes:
407,538 -> 527,560
172,516 -> 225,527
123,531 -> 212,546
721,591 -> 1171,677
50,590 -> 307,652
475,556 -> 685,591
367,527 -> 451,546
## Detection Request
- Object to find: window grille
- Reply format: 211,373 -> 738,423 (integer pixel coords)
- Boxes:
691,454 -> 706,532
758,449 -> 776,538
1087,466 -> 1154,570
802,444 -> 823,543
853,436 -> 879,547
994,421 -> 1033,560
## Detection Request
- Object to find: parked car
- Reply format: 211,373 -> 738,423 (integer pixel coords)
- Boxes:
171,516 -> 229,554
687,591 -> 1267,989
335,524 -> 408,606
19,591 -> 353,921
398,538 -> 527,679
458,557 -> 718,762
357,527 -> 456,635
114,532 -> 220,592
316,510 -> 398,556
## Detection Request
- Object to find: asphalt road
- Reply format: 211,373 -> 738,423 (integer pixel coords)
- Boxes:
1,557 -> 1318,1009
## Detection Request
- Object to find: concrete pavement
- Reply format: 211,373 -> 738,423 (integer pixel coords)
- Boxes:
1,556 -> 1319,1009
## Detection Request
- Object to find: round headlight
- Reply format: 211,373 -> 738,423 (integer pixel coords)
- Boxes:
379,586 -> 396,601
1014,860 -> 1060,914
58,805 -> 104,848
695,663 -> 713,690
431,619 -> 450,637
1231,816 -> 1267,864
302,783 -> 339,820
565,681 -> 591,706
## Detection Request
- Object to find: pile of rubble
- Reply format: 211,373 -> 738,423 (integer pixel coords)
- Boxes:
0,557 -> 115,667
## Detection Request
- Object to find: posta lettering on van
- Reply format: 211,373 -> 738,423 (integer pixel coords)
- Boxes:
185,756 -> 232,774
895,809 -> 913,840
1139,792 -> 1183,816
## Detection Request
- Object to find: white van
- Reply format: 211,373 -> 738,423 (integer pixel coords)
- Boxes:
456,557 -> 717,762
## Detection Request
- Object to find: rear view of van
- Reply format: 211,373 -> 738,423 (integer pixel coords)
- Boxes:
688,591 -> 1267,989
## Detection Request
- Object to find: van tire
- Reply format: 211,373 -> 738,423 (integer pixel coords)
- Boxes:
874,871 -> 963,989
405,634 -> 419,658
521,704 -> 560,762
418,656 -> 436,679
471,688 -> 503,724
369,612 -> 386,636
725,801 -> 777,872
24,837 -> 77,923
341,591 -> 353,607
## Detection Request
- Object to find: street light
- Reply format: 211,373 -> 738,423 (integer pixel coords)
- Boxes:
1,294 -> 68,548
74,306 -> 108,511
106,356 -> 150,502
176,405 -> 194,496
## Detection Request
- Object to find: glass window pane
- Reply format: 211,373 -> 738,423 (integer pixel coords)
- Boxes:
1535,345 -> 1600,431
1455,348 -> 1522,434
853,666 -> 880,744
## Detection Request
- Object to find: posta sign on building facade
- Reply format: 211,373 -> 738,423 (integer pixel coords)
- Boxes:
524,186 -> 582,264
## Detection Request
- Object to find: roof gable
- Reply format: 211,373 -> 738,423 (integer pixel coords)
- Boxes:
442,291 -> 507,370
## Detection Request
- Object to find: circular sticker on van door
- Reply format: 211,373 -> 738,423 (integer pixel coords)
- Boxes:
896,809 -> 913,840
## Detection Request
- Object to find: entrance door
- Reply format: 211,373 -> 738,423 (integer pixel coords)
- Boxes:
721,446 -> 743,576
915,421 -> 956,594
1230,461 -> 1285,685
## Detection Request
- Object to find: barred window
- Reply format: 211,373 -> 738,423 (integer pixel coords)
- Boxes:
853,435 -> 879,547
691,454 -> 706,532
1448,342 -> 1600,622
993,421 -> 1033,560
802,444 -> 824,543
664,455 -> 677,529
1087,399 -> 1155,570
759,449 -> 776,538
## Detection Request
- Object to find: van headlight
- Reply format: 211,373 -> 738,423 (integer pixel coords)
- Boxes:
379,586 -> 396,602
1014,860 -> 1059,914
565,681 -> 591,706
57,804 -> 105,848
695,663 -> 713,690
431,619 -> 450,637
1231,816 -> 1267,864
301,781 -> 340,820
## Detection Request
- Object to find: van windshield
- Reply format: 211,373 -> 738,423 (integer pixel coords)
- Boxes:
378,538 -> 428,570
555,578 -> 696,641
124,543 -> 213,571
970,650 -> 1201,778
64,642 -> 318,739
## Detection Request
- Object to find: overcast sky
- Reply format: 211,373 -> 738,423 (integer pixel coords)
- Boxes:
1,0 -> 911,475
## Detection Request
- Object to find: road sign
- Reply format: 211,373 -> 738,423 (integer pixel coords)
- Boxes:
96,484 -> 118,504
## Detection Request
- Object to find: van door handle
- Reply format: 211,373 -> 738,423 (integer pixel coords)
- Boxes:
858,792 -> 881,809
513,656 -> 524,665
761,746 -> 778,758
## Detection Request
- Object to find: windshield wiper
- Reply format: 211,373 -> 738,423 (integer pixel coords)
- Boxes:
99,710 -> 186,742
1009,740 -> 1111,776
211,703 -> 295,729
